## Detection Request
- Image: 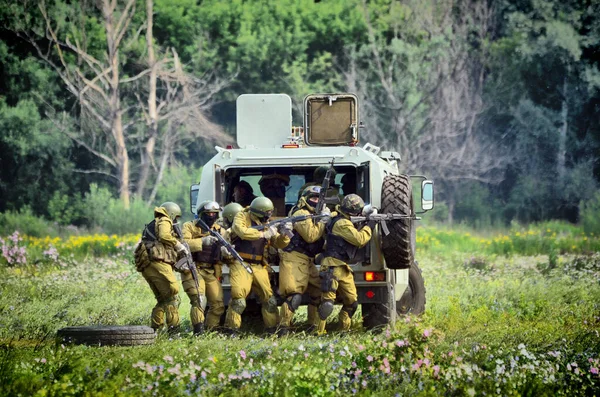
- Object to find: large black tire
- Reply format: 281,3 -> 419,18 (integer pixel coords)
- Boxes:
396,263 -> 426,316
57,326 -> 155,346
380,175 -> 415,270
362,302 -> 391,330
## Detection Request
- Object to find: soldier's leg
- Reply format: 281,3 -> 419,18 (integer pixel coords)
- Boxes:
182,269 -> 207,334
333,265 -> 358,331
201,268 -> 225,329
251,265 -> 278,330
143,261 -> 180,330
316,268 -> 339,334
278,251 -> 308,328
225,261 -> 253,330
307,260 -> 322,326
142,266 -> 164,330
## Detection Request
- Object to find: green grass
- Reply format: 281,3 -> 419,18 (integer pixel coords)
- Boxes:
1,225 -> 600,395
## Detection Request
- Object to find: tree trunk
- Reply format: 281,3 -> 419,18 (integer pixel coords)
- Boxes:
104,0 -> 130,208
557,70 -> 569,180
136,0 -> 158,199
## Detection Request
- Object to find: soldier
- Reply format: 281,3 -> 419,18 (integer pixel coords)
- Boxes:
278,186 -> 330,334
232,180 -> 257,207
298,166 -> 341,210
316,194 -> 373,334
138,202 -> 188,334
181,201 -> 231,335
222,202 -> 244,229
225,197 -> 291,334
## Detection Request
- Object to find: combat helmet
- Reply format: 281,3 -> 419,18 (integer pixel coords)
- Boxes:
223,202 -> 243,227
301,185 -> 321,210
160,202 -> 182,222
313,166 -> 337,184
197,200 -> 221,227
339,194 -> 364,216
250,197 -> 274,221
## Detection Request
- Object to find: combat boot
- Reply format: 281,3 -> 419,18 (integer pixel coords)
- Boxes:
193,323 -> 205,336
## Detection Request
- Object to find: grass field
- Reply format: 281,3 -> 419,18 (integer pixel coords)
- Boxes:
0,224 -> 599,396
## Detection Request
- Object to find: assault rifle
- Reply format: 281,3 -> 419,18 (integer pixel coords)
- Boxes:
249,213 -> 329,231
315,158 -> 335,215
349,213 -> 415,236
172,224 -> 203,308
195,218 -> 253,275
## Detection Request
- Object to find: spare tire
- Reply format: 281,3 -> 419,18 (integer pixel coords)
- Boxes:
57,325 -> 155,346
380,174 -> 415,269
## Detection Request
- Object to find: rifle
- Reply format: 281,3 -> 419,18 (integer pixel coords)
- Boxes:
349,213 -> 416,236
195,218 -> 253,275
172,224 -> 203,308
315,158 -> 335,215
249,213 -> 329,231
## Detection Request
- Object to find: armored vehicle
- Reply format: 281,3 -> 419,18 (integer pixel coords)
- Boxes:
190,93 -> 434,329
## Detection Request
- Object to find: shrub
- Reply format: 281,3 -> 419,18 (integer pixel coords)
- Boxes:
0,206 -> 56,237
0,231 -> 27,266
580,192 -> 600,235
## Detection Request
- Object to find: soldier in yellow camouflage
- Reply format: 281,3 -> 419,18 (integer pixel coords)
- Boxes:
140,202 -> 188,333
278,186 -> 330,334
182,201 -> 231,335
225,197 -> 291,334
316,194 -> 372,334
298,166 -> 342,210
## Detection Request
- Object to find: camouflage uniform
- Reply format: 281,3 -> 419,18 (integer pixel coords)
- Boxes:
278,188 -> 326,330
225,200 -> 290,332
182,219 -> 228,332
317,194 -> 372,334
140,206 -> 182,332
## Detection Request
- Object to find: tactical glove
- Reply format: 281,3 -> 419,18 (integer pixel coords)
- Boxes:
262,225 -> 278,240
220,245 -> 233,259
173,258 -> 190,273
279,222 -> 294,238
201,235 -> 218,248
174,242 -> 189,256
367,220 -> 377,230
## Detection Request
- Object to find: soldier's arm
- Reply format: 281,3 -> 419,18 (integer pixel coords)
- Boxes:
293,209 -> 325,243
156,217 -> 178,247
272,231 -> 291,249
182,221 -> 203,253
231,211 -> 263,240
333,218 -> 372,248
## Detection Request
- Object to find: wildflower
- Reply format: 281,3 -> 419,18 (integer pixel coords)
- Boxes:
423,328 -> 432,338
298,344 -> 305,352
239,350 -> 246,360
590,367 -> 599,375
367,355 -> 373,362
164,355 -> 174,364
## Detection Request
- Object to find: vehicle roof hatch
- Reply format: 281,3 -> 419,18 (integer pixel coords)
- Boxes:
236,94 -> 292,148
304,93 -> 359,146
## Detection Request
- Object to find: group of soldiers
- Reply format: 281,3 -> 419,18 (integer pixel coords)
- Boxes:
135,167 -> 374,337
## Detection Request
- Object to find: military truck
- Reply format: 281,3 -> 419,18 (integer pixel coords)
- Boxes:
190,93 -> 434,329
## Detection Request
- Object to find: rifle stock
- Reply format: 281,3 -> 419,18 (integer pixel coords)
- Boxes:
173,224 -> 203,307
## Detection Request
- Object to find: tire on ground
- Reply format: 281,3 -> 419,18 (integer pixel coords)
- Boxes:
57,325 -> 155,346
380,174 -> 414,270
396,263 -> 426,316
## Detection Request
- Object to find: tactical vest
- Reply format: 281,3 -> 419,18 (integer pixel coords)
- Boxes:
192,225 -> 222,265
140,218 -> 177,264
283,209 -> 323,257
323,216 -> 360,262
231,218 -> 268,264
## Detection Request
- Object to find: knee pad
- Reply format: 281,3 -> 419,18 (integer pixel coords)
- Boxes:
264,295 -> 278,314
162,294 -> 181,308
341,301 -> 358,318
230,298 -> 246,315
191,294 -> 207,312
318,299 -> 334,320
286,294 -> 302,313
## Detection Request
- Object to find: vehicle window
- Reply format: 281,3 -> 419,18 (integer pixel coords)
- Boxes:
286,175 -> 306,204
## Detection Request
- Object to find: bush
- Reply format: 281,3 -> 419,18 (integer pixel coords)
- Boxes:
0,206 -> 56,237
580,193 -> 600,235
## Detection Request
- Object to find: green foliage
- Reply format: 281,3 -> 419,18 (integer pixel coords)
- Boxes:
0,207 -> 55,238
152,165 -> 199,222
1,232 -> 600,395
580,192 -> 600,235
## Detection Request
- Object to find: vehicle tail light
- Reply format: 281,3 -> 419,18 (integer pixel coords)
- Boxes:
364,271 -> 385,281
226,145 -> 233,149
282,144 -> 299,148
365,290 -> 375,299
